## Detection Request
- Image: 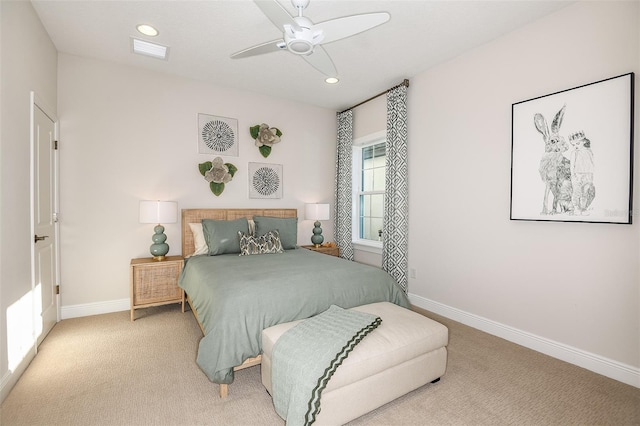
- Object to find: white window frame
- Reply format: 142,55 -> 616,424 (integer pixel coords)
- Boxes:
352,130 -> 386,255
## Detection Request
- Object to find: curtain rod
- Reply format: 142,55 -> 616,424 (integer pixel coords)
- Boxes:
339,78 -> 409,114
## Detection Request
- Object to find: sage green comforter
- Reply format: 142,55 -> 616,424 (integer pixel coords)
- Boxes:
179,248 -> 410,384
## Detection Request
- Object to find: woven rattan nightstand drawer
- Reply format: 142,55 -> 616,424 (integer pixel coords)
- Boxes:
130,256 -> 184,321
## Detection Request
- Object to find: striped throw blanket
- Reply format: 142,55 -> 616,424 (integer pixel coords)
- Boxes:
271,305 -> 382,426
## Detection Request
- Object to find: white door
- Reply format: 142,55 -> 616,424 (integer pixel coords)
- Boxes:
32,94 -> 59,345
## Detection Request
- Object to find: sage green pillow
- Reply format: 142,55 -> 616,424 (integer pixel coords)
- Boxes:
253,216 -> 298,250
201,218 -> 249,255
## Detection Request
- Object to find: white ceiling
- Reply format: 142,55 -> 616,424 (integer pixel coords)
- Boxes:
31,0 -> 572,111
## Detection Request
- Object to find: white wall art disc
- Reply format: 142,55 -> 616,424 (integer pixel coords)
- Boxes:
248,163 -> 282,199
198,114 -> 238,156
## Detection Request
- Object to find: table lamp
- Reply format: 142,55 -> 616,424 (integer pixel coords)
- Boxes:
139,200 -> 178,261
305,203 -> 330,247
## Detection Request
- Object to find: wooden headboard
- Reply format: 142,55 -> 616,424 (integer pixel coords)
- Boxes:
181,208 -> 298,257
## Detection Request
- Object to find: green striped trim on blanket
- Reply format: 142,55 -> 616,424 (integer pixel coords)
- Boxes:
305,314 -> 381,425
271,305 -> 382,426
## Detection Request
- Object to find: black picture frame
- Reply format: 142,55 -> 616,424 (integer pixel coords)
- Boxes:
510,73 -> 634,224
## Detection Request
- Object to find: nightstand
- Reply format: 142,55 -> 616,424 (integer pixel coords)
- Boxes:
130,255 -> 184,321
301,245 -> 340,257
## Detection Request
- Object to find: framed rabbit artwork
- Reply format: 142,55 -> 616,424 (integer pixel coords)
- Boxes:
510,73 -> 634,224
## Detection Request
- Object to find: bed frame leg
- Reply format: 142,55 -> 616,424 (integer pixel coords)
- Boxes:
431,378 -> 441,384
219,384 -> 228,398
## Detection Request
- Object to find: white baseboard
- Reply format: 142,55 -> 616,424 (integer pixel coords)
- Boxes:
409,293 -> 640,389
0,345 -> 36,404
0,371 -> 9,403
61,298 -> 129,319
58,294 -> 640,389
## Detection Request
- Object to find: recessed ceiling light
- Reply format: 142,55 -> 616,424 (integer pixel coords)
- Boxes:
325,77 -> 339,84
131,38 -> 169,60
136,24 -> 159,37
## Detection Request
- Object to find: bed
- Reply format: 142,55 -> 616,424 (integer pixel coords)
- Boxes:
179,208 -> 410,397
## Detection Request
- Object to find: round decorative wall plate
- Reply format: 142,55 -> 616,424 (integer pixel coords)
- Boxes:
202,120 -> 234,151
197,114 -> 238,156
248,162 -> 283,199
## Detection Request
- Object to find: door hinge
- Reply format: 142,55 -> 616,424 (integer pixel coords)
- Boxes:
54,140 -> 58,150
55,285 -> 60,295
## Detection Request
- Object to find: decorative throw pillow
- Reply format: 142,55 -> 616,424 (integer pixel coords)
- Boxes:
253,216 -> 298,250
188,223 -> 208,257
202,218 -> 250,255
238,230 -> 284,256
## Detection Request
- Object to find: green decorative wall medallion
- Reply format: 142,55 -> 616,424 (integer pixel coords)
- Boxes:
250,123 -> 282,158
198,157 -> 237,196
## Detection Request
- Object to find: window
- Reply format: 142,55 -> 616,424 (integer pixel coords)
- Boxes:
352,136 -> 386,249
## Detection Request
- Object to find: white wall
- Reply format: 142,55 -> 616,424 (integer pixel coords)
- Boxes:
57,54 -> 337,312
0,1 -> 58,403
353,96 -> 386,139
408,1 -> 639,385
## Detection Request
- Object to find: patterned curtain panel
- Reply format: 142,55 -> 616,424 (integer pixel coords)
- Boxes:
382,85 -> 409,293
334,110 -> 354,260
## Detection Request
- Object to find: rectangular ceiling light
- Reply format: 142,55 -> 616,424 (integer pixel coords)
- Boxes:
131,38 -> 169,60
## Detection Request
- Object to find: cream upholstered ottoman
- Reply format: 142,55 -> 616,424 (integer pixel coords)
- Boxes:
261,302 -> 448,425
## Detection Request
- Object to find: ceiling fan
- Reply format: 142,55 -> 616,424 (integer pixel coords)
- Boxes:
231,0 -> 390,78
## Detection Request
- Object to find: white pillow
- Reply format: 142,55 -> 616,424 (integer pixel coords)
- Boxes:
189,222 -> 208,256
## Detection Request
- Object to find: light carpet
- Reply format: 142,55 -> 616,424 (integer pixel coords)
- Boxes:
1,304 -> 638,425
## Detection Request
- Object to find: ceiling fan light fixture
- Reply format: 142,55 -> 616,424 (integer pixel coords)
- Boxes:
287,39 -> 313,55
325,77 -> 339,84
136,24 -> 159,37
284,24 -> 315,55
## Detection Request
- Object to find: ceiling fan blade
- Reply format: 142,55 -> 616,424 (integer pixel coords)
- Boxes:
314,12 -> 390,45
302,46 -> 337,77
254,0 -> 301,32
231,39 -> 286,59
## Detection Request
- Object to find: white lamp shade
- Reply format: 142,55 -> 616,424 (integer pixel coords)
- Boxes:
305,203 -> 330,221
139,200 -> 178,224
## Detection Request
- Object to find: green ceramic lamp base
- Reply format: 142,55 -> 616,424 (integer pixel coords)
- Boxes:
150,224 -> 169,261
310,220 -> 324,247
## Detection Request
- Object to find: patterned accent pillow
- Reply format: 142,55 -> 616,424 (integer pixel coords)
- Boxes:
238,230 -> 284,256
